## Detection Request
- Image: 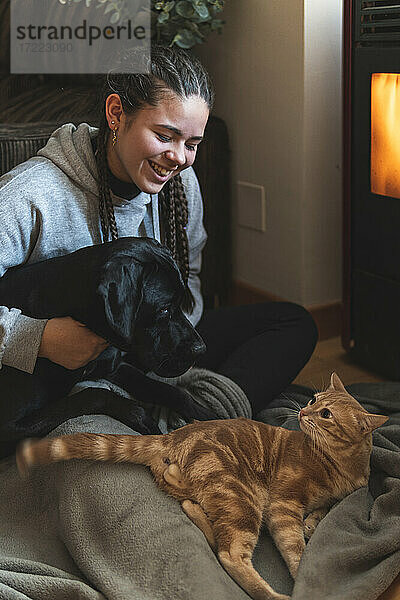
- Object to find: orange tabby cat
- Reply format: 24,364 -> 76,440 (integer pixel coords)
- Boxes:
16,373 -> 388,600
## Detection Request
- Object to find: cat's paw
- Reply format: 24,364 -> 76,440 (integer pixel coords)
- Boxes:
303,507 -> 328,540
303,513 -> 320,540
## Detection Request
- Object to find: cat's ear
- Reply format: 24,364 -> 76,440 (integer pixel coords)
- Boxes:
358,412 -> 389,435
329,372 -> 347,393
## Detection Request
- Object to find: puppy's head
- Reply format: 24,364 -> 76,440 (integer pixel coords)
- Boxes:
97,238 -> 205,375
97,253 -> 150,349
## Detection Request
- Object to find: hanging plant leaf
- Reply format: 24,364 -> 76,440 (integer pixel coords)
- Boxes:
176,1 -> 195,18
157,9 -> 170,23
59,0 -> 226,49
212,0 -> 224,9
171,27 -> 196,48
187,20 -> 204,37
193,2 -> 209,19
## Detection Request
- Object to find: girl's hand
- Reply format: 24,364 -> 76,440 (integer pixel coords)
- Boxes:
38,316 -> 109,370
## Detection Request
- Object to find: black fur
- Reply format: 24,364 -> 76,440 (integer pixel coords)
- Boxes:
0,237 -> 212,456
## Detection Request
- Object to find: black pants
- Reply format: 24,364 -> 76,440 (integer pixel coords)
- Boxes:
195,302 -> 318,414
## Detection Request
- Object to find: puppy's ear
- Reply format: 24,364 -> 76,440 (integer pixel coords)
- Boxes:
97,257 -> 151,345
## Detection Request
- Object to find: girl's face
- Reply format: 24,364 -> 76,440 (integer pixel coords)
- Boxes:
106,93 -> 209,194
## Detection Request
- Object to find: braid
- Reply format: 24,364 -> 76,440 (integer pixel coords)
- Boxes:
95,119 -> 110,241
159,175 -> 194,313
174,176 -> 190,282
95,117 -> 119,242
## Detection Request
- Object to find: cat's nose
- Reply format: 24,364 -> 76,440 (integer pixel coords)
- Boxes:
299,409 -> 305,419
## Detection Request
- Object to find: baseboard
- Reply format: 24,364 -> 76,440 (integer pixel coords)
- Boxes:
229,281 -> 342,341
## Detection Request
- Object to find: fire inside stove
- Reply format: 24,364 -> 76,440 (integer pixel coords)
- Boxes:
371,72 -> 400,199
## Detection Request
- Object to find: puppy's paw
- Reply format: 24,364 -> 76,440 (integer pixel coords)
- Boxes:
125,405 -> 161,435
142,413 -> 162,435
182,398 -> 216,422
166,386 -> 215,422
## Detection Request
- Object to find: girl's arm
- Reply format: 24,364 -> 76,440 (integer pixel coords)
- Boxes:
0,187 -> 48,373
0,186 -> 107,373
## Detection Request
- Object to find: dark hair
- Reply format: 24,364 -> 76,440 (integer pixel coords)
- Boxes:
95,45 -> 214,313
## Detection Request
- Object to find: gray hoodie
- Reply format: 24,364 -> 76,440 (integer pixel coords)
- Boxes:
0,123 -> 207,374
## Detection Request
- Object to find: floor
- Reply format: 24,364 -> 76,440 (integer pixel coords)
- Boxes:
294,336 -> 385,388
293,337 -> 400,600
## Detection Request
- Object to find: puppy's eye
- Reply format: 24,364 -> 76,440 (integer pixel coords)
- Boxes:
320,409 -> 331,419
308,397 -> 316,405
159,307 -> 170,317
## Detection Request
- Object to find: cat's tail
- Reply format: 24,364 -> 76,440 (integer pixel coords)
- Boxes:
16,433 -> 164,478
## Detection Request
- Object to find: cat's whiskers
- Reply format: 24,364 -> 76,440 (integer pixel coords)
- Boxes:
307,425 -> 316,448
309,428 -> 324,457
300,379 -> 319,394
284,416 -> 300,427
274,413 -> 292,423
302,418 -> 325,457
298,419 -> 311,451
314,425 -> 330,451
300,433 -> 308,452
273,405 -> 302,427
284,408 -> 299,417
274,412 -> 295,423
311,423 -> 330,457
273,410 -> 300,429
314,431 -> 325,456
287,397 -> 303,412
277,391 -> 300,409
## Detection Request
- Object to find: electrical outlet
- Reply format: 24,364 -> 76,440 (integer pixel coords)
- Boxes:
237,181 -> 266,232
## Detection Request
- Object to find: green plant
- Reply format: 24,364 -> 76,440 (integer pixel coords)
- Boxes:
59,0 -> 226,48
153,0 -> 225,48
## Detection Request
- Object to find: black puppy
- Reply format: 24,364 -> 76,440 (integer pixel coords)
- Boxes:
0,237 -> 212,455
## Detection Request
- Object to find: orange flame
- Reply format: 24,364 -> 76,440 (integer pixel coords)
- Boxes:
371,73 -> 400,199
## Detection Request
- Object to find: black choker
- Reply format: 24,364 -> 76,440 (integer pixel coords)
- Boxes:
92,135 -> 142,200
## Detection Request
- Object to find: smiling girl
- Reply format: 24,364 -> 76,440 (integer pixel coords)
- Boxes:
0,45 -> 317,417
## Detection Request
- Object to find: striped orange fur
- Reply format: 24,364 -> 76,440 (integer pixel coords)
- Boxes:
16,373 -> 388,600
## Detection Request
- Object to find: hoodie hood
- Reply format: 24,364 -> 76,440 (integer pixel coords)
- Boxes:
37,123 -> 99,196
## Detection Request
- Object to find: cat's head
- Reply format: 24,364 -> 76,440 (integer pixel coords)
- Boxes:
298,373 -> 388,450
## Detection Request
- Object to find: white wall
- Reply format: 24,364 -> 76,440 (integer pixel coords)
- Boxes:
196,0 -> 343,307
302,0 -> 343,305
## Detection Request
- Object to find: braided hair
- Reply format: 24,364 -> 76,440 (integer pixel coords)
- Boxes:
95,45 -> 214,314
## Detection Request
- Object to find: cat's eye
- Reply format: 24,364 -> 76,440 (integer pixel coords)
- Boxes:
320,409 -> 331,419
308,397 -> 316,405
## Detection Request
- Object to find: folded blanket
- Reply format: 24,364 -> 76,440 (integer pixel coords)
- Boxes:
0,378 -> 398,600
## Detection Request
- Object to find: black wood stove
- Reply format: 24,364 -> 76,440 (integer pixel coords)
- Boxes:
343,0 -> 400,378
